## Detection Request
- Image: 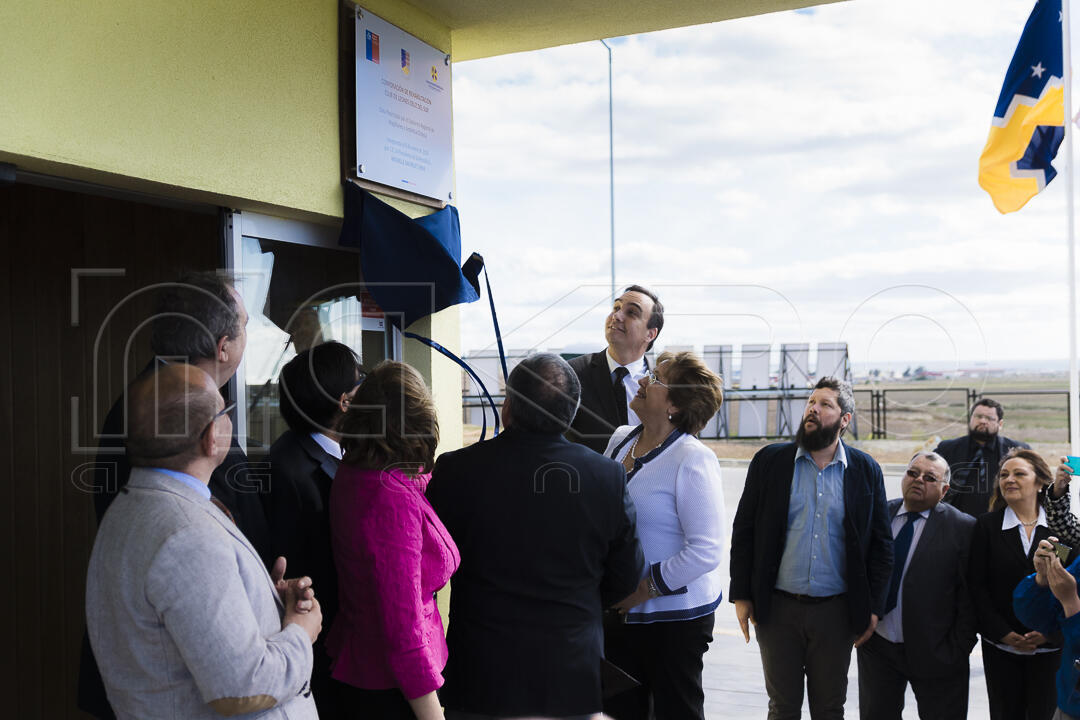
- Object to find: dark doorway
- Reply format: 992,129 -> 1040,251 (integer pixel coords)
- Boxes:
0,179 -> 219,718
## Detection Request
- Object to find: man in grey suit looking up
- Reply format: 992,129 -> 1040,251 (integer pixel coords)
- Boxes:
856,451 -> 977,720
86,363 -> 323,720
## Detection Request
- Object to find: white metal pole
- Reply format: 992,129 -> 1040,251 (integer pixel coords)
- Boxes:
1065,0 -> 1079,453
600,39 -> 615,303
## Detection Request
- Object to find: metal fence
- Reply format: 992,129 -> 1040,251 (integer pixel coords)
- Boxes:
865,387 -> 1071,443
463,386 -> 1074,443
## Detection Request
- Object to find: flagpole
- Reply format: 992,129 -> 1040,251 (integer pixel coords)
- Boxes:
1065,0 -> 1079,453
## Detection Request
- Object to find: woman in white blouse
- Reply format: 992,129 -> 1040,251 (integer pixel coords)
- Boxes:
969,448 -> 1065,720
603,350 -> 725,720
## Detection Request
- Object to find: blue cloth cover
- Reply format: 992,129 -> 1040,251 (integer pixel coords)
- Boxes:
339,181 -> 480,328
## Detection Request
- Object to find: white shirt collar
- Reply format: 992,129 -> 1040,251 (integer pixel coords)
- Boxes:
1001,505 -> 1048,531
605,349 -> 648,379
899,505 -> 933,519
310,432 -> 343,460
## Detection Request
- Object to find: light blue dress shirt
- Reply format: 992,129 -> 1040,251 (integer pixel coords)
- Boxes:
151,467 -> 211,500
774,442 -> 848,596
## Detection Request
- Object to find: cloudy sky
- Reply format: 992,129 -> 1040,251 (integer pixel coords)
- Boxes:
450,0 -> 1080,373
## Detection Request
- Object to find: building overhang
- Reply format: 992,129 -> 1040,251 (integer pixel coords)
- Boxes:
393,0 -> 843,61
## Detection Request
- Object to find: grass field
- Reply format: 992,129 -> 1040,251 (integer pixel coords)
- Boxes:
462,375 -> 1074,465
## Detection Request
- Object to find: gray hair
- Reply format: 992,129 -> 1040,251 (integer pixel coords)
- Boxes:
504,353 -> 581,434
909,450 -> 951,484
151,271 -> 242,361
814,376 -> 855,417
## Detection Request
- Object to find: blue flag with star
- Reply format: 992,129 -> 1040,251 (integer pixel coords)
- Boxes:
978,0 -> 1064,214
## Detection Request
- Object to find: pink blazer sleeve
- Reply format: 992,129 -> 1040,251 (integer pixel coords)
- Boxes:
357,478 -> 444,699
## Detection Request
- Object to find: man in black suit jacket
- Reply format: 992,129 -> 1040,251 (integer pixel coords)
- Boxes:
427,353 -> 645,719
567,285 -> 663,454
856,451 -> 977,720
730,377 -> 893,720
264,341 -> 362,720
79,271 -> 272,719
935,397 -> 1030,517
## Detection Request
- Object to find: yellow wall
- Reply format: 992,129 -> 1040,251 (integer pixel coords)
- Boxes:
0,0 -> 449,222
0,0 -> 462,447
405,309 -> 465,459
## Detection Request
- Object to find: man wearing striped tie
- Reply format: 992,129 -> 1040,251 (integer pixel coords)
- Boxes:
856,451 -> 977,719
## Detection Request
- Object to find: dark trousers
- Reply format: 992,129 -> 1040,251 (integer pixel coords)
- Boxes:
981,640 -> 1059,720
312,639 -> 347,719
77,630 -> 116,719
332,680 -> 415,719
856,632 -> 969,720
602,612 -> 715,720
754,591 -> 855,720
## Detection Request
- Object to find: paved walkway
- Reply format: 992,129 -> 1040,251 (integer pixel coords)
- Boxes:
704,464 -> 991,719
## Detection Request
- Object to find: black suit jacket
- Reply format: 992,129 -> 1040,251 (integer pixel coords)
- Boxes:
567,350 -> 641,454
265,429 -> 344,719
729,441 -> 894,634
935,434 -> 1030,517
887,499 -> 977,676
265,430 -> 340,624
426,428 -> 645,717
969,507 -> 1070,648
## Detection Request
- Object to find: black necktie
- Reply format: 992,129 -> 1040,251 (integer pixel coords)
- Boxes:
884,512 -> 917,614
612,367 -> 630,427
972,445 -> 987,495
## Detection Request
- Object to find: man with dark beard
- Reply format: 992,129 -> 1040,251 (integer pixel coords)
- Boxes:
730,377 -> 893,720
934,398 -> 1030,517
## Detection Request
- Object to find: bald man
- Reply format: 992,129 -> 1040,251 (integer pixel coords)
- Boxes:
86,364 -> 322,720
80,271 -> 277,719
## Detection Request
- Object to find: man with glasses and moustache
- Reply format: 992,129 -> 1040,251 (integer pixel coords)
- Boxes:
856,452 -> 977,719
730,377 -> 893,720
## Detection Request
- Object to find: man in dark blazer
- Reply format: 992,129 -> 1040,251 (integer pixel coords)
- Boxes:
90,271 -> 271,557
857,451 -> 976,720
730,377 -> 893,720
79,271 -> 272,719
566,284 -> 663,454
427,353 -> 645,719
264,341 -> 362,720
935,397 -> 1030,517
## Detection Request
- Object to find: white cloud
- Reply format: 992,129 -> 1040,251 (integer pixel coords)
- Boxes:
451,0 -> 1079,366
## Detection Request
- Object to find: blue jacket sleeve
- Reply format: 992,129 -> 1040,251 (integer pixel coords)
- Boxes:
1063,611 -> 1080,657
1014,573 -> 1063,637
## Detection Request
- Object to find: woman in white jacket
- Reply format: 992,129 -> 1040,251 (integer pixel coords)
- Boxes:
603,350 -> 725,720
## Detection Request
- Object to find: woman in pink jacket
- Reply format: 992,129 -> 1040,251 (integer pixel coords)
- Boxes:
327,361 -> 459,720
